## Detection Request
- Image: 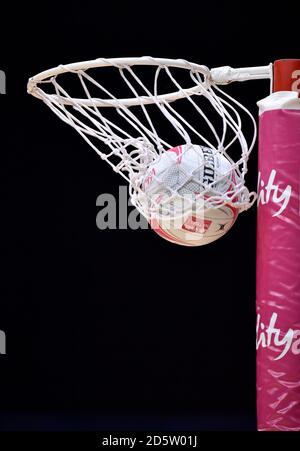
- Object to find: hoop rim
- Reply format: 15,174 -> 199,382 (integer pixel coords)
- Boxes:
27,56 -> 210,108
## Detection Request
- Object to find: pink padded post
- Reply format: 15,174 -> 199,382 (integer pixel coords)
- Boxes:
256,59 -> 300,431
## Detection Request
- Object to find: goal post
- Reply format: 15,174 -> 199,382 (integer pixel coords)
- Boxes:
256,59 -> 300,431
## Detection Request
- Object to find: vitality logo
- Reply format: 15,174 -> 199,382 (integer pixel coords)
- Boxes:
256,313 -> 300,360
257,170 -> 292,217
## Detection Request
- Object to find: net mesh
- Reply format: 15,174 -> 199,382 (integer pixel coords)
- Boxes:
28,59 -> 257,219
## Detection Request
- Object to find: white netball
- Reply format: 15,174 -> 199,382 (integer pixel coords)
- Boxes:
142,144 -> 240,246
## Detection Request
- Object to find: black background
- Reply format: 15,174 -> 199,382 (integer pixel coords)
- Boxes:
0,0 -> 298,431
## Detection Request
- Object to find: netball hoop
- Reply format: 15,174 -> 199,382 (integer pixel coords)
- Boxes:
27,57 -> 272,220
28,57 -> 300,430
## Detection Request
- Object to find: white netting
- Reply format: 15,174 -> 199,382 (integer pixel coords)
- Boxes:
28,57 -> 257,219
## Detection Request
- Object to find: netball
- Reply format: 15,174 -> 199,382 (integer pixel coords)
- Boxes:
142,144 -> 239,246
